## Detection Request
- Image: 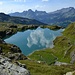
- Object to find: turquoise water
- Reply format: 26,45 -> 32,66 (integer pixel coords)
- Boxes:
4,27 -> 63,55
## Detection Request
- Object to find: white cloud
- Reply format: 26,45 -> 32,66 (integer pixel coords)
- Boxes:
14,0 -> 26,2
35,5 -> 43,9
34,5 -> 46,10
42,0 -> 49,2
27,28 -> 54,48
0,2 -> 3,5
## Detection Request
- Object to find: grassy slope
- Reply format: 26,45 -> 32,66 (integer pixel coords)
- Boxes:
28,50 -> 57,65
28,22 -> 75,63
18,23 -> 75,75
19,59 -> 75,75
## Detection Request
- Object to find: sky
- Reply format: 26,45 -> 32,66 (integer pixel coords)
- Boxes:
0,0 -> 75,14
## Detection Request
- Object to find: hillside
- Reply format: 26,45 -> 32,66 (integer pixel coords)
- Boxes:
28,22 -> 75,64
0,22 -> 75,75
21,22 -> 75,75
0,13 -> 46,25
10,7 -> 75,27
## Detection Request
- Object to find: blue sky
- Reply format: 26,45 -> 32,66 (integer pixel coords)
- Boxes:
0,0 -> 75,13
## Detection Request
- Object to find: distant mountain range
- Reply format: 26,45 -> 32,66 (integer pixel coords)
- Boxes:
9,7 -> 75,27
0,13 -> 46,25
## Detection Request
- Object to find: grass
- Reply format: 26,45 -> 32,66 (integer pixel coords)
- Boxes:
19,59 -> 75,75
40,25 -> 61,30
73,72 -> 75,75
28,50 -> 57,65
0,43 -> 12,53
63,22 -> 75,43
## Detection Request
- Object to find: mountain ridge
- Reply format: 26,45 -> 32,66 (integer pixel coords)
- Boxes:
0,13 -> 46,25
9,7 -> 75,27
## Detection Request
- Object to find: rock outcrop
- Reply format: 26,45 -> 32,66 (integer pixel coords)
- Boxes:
54,61 -> 68,66
70,49 -> 75,64
0,55 -> 30,75
7,53 -> 27,60
65,71 -> 75,75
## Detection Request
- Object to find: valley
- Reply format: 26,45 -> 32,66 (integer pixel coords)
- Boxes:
0,20 -> 75,75
0,6 -> 75,75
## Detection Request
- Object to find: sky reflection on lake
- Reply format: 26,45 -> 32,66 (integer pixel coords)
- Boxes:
5,27 -> 63,55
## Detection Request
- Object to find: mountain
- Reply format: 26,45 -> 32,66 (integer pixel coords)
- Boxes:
9,7 -> 75,27
0,13 -> 46,25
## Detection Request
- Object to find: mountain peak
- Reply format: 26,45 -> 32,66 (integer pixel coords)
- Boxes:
35,10 -> 38,12
28,9 -> 33,12
69,7 -> 74,9
9,7 -> 75,27
0,13 -> 10,17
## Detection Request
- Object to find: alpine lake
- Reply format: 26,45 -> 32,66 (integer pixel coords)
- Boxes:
4,27 -> 63,55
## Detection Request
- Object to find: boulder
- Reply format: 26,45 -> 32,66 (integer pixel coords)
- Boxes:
0,55 -> 30,75
65,71 -> 75,75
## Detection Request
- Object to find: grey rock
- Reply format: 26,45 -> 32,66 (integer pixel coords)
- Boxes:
54,61 -> 68,66
15,61 -> 27,68
65,71 -> 75,75
70,50 -> 75,64
7,53 -> 27,60
0,55 -> 30,75
10,45 -> 21,53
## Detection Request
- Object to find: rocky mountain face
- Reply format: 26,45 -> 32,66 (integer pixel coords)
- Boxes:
10,7 -> 75,27
0,13 -> 46,25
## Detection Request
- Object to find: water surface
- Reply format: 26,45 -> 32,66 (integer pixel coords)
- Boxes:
5,27 -> 63,55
